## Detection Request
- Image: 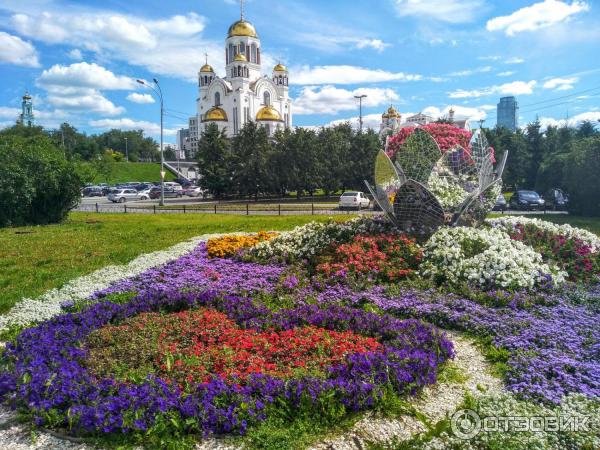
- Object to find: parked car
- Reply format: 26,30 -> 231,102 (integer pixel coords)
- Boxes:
509,190 -> 545,211
339,191 -> 371,210
544,188 -> 569,210
82,186 -> 103,197
108,188 -> 147,203
164,181 -> 183,191
184,186 -> 204,197
149,187 -> 183,199
493,194 -> 507,211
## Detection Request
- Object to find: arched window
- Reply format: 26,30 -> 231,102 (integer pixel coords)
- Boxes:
265,124 -> 270,135
251,44 -> 257,63
263,91 -> 271,106
214,92 -> 220,106
231,68 -> 235,78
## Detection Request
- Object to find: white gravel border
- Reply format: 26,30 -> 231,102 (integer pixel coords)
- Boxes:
0,233 -> 225,330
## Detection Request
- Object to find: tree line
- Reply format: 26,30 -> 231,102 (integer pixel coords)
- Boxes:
197,121 -> 381,199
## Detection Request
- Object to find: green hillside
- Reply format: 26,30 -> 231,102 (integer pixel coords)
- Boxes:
92,162 -> 176,184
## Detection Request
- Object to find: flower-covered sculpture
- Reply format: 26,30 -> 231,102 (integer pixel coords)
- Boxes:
365,128 -> 507,235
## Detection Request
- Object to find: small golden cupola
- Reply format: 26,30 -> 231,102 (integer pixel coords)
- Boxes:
203,107 -> 228,122
256,106 -> 283,122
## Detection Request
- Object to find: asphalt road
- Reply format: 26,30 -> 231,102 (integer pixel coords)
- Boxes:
76,196 -> 568,216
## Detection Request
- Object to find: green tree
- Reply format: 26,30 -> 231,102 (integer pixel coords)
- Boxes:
231,121 -> 272,198
318,124 -> 352,194
196,123 -> 232,198
564,136 -> 600,216
0,126 -> 81,227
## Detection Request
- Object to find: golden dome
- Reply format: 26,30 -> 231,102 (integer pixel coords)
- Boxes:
227,20 -> 257,38
256,106 -> 282,122
233,53 -> 247,62
200,64 -> 214,73
384,106 -> 401,118
273,63 -> 287,72
203,107 -> 228,122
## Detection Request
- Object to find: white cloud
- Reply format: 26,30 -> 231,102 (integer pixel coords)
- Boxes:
543,76 -> 578,90
291,65 -> 422,85
47,90 -> 124,116
480,104 -> 497,111
0,31 -> 40,67
0,106 -> 20,120
126,93 -> 155,104
538,111 -> 600,129
293,86 -> 400,115
9,11 -> 219,81
486,0 -> 590,36
355,39 -> 391,52
478,55 -> 501,61
449,80 -> 537,98
89,118 -> 177,136
38,62 -> 137,90
448,66 -> 492,77
422,105 -> 488,122
497,71 -> 515,77
68,49 -> 83,60
394,0 -> 484,23
505,57 -> 525,64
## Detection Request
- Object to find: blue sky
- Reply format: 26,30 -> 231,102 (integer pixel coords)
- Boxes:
1,0 -> 599,143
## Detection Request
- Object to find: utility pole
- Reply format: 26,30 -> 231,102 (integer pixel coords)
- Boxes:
137,78 -> 165,206
124,137 -> 128,161
354,94 -> 367,132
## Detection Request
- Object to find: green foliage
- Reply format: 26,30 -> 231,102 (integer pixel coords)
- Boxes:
564,136 -> 600,216
196,123 -> 233,198
231,121 -> 273,198
0,127 -> 81,227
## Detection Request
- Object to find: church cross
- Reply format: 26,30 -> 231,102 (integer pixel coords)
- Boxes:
240,0 -> 245,20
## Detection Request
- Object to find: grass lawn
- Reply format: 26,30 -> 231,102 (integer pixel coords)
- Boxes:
92,162 -> 176,184
528,214 -> 600,236
0,212 -> 354,313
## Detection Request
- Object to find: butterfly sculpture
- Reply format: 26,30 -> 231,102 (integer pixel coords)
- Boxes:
365,128 -> 507,236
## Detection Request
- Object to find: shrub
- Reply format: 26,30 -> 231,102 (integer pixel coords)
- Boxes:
0,129 -> 81,226
316,233 -> 422,282
420,227 -> 566,290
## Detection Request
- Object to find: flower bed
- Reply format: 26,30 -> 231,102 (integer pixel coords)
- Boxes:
86,308 -> 383,384
421,226 -> 566,290
342,287 -> 600,405
315,233 -> 422,282
488,217 -> 600,282
206,231 -> 278,259
0,288 -> 453,439
92,241 -> 286,299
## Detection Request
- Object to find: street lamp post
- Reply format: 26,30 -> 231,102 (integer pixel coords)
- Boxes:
124,137 -> 128,162
354,94 -> 367,132
137,78 -> 165,206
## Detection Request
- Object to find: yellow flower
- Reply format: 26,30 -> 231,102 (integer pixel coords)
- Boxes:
207,231 -> 279,258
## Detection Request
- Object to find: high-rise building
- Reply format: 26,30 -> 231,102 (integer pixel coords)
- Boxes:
16,91 -> 35,127
497,96 -> 518,131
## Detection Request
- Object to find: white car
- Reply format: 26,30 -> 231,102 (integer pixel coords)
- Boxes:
185,186 -> 205,197
339,191 -> 371,210
108,188 -> 147,203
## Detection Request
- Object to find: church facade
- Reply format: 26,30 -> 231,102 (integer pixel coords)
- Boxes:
183,13 -> 291,157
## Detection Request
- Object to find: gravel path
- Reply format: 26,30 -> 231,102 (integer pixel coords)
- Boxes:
0,332 -> 503,449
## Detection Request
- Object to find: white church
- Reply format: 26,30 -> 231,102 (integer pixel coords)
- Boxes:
180,8 -> 292,157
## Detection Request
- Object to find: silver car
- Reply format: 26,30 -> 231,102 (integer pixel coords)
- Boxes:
108,188 -> 146,203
